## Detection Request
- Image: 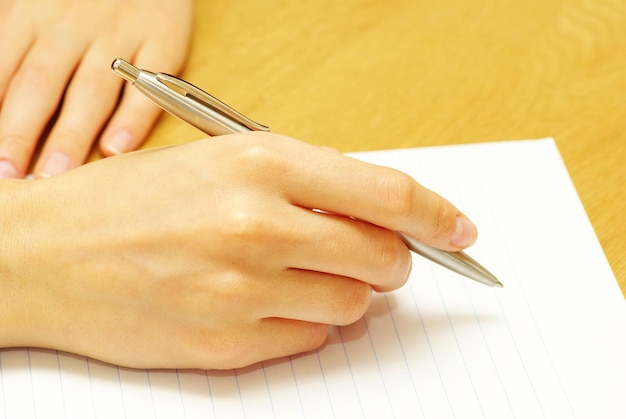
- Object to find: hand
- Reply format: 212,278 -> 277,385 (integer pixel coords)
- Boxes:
0,0 -> 193,179
0,133 -> 477,369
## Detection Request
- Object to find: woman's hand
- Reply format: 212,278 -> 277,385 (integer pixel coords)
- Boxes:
0,0 -> 193,179
0,133 -> 477,369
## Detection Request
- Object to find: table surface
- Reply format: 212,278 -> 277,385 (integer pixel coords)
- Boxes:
144,0 -> 626,297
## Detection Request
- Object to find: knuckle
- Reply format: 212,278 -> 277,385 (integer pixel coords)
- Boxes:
52,126 -> 86,146
376,236 -> 404,271
0,134 -> 29,152
429,199 -> 457,242
362,231 -> 412,292
370,231 -> 408,274
0,135 -> 31,173
15,65 -> 57,92
236,139 -> 273,163
194,331 -> 252,370
300,323 -> 330,350
232,136 -> 288,176
223,208 -> 272,244
335,282 -> 372,325
375,170 -> 417,220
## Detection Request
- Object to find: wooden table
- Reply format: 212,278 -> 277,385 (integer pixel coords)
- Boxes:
146,0 -> 626,296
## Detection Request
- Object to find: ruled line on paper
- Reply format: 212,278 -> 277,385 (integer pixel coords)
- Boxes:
337,326 -> 366,418
383,293 -> 423,416
444,147 -> 529,417
467,142 -> 577,417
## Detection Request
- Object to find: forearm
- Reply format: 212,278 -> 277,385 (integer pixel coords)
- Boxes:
0,177 -> 113,352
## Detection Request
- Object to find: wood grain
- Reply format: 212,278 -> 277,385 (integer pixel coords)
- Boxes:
145,0 -> 626,296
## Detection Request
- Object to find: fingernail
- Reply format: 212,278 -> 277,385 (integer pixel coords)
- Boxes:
451,215 -> 477,248
40,152 -> 70,178
106,129 -> 133,155
0,160 -> 18,179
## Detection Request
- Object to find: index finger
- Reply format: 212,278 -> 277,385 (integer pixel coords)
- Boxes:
272,134 -> 478,251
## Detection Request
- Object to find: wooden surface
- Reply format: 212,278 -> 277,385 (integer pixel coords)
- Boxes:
146,0 -> 626,296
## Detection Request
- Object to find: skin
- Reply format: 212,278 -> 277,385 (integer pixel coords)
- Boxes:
0,0 -> 193,179
0,132 -> 477,370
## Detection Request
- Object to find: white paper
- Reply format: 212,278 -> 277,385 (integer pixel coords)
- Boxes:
1,138 -> 624,418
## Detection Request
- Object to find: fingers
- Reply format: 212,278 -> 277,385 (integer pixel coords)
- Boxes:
31,41 -> 134,177
99,27 -> 191,157
170,284 -> 358,369
97,77 -> 161,158
212,193 -> 412,292
0,32 -> 85,178
219,132 -> 477,251
0,17 -> 30,179
32,31 -> 190,176
34,33 -> 190,176
238,319 -> 330,368
207,271 -> 369,369
0,1 -> 193,179
271,135 -> 478,251
261,269 -> 373,325
280,209 -> 412,292
98,54 -> 168,157
0,5 -> 33,101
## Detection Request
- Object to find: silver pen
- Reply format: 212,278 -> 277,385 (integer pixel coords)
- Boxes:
111,58 -> 503,288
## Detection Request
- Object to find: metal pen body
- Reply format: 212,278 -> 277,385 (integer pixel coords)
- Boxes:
112,59 -> 250,135
398,234 -> 501,287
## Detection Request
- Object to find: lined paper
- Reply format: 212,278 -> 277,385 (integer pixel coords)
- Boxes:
1,138 -> 624,418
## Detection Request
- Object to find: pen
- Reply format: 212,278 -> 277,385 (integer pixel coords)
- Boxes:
111,58 -> 503,288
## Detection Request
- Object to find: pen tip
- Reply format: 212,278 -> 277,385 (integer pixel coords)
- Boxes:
111,58 -> 139,83
494,279 -> 504,288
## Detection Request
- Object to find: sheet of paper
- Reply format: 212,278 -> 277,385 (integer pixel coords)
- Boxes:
1,138 -> 624,418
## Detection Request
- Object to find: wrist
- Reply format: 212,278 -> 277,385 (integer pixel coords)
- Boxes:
0,179 -> 58,348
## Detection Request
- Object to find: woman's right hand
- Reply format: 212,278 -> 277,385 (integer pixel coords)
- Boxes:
0,132 -> 477,369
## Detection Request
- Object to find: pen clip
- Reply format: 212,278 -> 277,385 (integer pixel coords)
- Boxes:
156,73 -> 269,133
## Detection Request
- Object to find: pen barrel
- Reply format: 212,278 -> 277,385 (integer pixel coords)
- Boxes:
397,233 -> 502,287
134,74 -> 250,136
